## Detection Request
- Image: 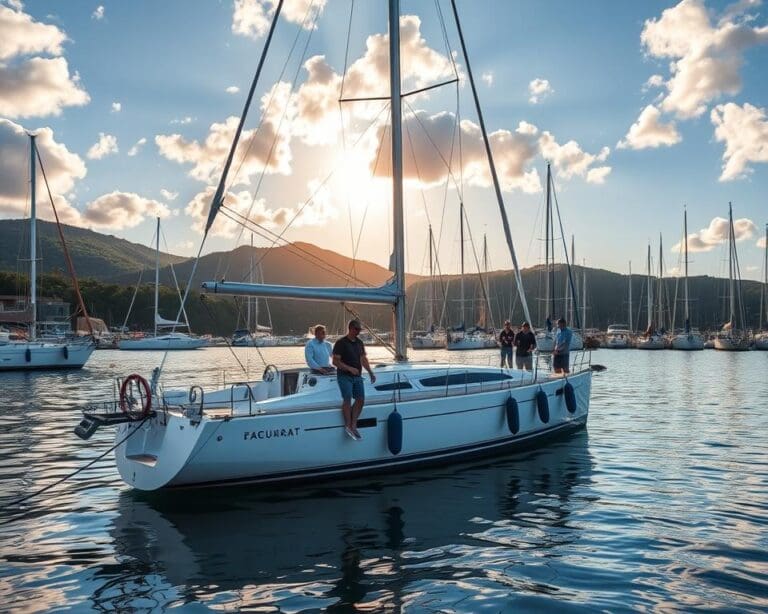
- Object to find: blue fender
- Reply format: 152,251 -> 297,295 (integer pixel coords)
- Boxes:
505,396 -> 520,434
564,382 -> 577,414
62,345 -> 69,360
387,409 -> 403,455
25,348 -> 31,362
535,389 -> 550,424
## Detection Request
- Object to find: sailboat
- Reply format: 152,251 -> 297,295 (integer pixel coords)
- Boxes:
410,225 -> 446,349
604,261 -> 632,349
446,208 -> 497,350
755,223 -> 768,351
636,242 -> 665,349
118,218 -> 208,351
75,0 -> 594,491
714,203 -> 751,351
671,209 -> 704,350
232,235 -> 274,346
0,134 -> 95,371
535,164 -> 583,352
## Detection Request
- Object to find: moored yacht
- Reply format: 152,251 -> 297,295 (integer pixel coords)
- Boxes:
604,324 -> 632,349
671,209 -> 704,350
74,0 -> 595,491
636,243 -> 665,350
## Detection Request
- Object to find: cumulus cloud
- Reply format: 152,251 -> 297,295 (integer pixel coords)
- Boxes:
0,118 -> 86,222
126,137 -> 146,156
0,6 -> 89,119
82,191 -> 169,229
641,0 -> 768,119
86,132 -> 118,159
539,132 -> 611,182
617,104 -> 682,150
111,101 -> 121,113
171,116 -> 194,125
232,0 -> 327,39
92,5 -> 104,20
0,5 -> 65,60
644,74 -> 665,89
711,102 -> 768,180
160,188 -> 178,201
671,215 -> 758,252
0,57 -> 89,118
481,71 -> 493,87
185,180 -> 334,237
528,78 -> 553,104
225,85 -> 240,94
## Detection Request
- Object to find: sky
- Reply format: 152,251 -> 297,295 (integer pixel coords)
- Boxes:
0,0 -> 767,282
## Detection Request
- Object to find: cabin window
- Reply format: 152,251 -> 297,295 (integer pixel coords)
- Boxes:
419,372 -> 512,387
374,381 -> 413,391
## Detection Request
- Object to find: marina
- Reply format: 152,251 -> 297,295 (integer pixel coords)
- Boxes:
1,0 -> 767,611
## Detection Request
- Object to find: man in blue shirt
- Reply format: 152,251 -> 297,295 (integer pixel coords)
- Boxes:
304,324 -> 334,374
553,317 -> 572,374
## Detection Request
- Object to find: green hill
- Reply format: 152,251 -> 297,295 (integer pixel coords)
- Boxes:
0,219 -> 185,280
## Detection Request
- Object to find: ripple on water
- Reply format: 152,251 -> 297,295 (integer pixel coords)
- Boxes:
0,347 -> 767,611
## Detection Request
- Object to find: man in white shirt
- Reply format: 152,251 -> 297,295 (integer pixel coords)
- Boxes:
305,324 -> 334,374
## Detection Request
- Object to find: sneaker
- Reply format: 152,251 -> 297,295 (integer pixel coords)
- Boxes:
352,428 -> 363,441
345,426 -> 357,440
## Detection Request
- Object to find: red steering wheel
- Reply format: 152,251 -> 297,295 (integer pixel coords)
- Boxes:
119,373 -> 152,419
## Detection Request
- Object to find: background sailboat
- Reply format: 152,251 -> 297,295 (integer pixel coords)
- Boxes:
636,242 -> 665,349
118,218 -> 207,351
410,225 -> 446,349
0,134 -> 95,371
755,223 -> 768,350
671,209 -> 704,350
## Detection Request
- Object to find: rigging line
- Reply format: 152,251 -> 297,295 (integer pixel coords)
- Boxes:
225,2 -> 322,278
241,102 -> 392,273
199,295 -> 253,374
2,416 -> 149,512
121,267 -> 145,332
461,208 -> 494,328
339,0 -> 355,99
449,0 -> 532,328
341,303 -> 396,356
219,206 -> 370,286
339,1 -> 356,283
34,142 -> 93,336
402,78 -> 459,99
435,0 -> 461,79
550,179 -> 581,329
160,225 -> 192,329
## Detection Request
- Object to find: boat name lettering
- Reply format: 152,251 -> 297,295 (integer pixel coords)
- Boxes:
244,427 -> 301,441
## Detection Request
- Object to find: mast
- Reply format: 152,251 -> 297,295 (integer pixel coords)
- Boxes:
29,134 -> 37,341
683,208 -> 690,332
658,234 -> 663,331
247,234 -> 253,331
761,223 -> 767,329
388,0 -> 407,361
544,164 -> 553,325
154,216 -> 160,337
728,202 -> 735,327
428,225 -> 434,329
647,244 -> 653,330
569,235 -> 575,324
481,233 -> 488,328
582,259 -> 586,330
459,202 -> 465,327
628,261 -> 633,332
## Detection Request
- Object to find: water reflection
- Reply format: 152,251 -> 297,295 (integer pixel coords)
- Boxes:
105,433 -> 594,611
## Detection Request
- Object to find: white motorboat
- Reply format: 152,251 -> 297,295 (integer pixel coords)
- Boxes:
75,0 -> 595,491
604,324 -> 631,349
118,218 -> 207,351
714,204 -> 751,352
0,134 -> 95,371
754,333 -> 768,351
671,209 -> 704,350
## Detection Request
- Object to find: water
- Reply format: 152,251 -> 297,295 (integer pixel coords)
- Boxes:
1,348 -> 767,612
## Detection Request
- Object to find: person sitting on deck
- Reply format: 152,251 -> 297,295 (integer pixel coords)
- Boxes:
304,324 -> 334,375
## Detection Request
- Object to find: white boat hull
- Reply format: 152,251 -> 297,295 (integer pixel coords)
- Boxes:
535,331 -> 583,352
671,333 -> 704,350
410,335 -> 446,349
714,336 -> 751,351
0,339 -> 95,370
446,335 -> 497,350
754,334 -> 768,350
635,335 -> 665,350
604,336 -> 630,349
118,334 -> 208,351
114,366 -> 591,491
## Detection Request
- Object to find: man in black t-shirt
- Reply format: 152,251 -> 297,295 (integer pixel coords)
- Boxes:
514,321 -> 536,371
499,320 -> 515,368
332,319 -> 376,441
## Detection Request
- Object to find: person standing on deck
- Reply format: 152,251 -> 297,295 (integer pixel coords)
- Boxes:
305,324 -> 334,374
553,317 -> 572,374
514,321 -> 536,371
332,319 -> 376,440
499,320 -> 515,368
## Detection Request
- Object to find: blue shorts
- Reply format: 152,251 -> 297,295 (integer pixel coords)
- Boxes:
553,353 -> 570,371
337,374 -> 365,402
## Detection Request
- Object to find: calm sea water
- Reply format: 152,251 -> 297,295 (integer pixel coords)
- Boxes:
1,347 -> 767,612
